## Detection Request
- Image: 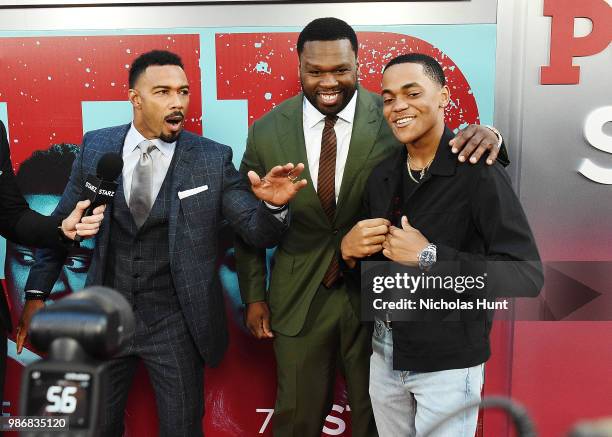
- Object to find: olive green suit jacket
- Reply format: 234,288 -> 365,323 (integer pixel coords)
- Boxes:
236,87 -> 401,336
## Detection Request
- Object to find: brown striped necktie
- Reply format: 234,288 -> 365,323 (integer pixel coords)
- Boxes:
318,115 -> 340,288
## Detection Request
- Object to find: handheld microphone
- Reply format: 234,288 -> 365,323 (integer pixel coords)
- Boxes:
73,153 -> 123,243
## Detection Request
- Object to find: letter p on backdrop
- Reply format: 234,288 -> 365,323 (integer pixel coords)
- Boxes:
541,0 -> 612,85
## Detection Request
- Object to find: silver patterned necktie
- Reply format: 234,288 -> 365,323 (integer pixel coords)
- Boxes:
129,139 -> 157,228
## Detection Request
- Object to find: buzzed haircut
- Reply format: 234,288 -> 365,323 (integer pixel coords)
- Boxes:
297,17 -> 358,57
16,143 -> 79,195
384,53 -> 446,87
129,50 -> 184,88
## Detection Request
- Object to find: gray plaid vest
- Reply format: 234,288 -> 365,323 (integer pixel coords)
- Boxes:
104,151 -> 180,325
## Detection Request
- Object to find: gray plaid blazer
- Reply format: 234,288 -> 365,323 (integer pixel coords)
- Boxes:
26,124 -> 287,366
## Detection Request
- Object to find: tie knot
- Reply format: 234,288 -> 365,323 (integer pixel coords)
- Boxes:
137,140 -> 157,155
324,115 -> 338,128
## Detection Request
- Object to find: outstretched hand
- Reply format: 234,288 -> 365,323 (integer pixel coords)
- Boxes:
248,162 -> 307,206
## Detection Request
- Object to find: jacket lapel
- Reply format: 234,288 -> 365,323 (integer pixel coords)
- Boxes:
335,88 -> 382,218
97,124 -> 130,270
379,147 -> 404,221
168,131 -> 197,258
278,95 -> 329,223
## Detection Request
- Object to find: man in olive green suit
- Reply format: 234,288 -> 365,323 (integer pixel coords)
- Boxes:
236,18 -> 505,437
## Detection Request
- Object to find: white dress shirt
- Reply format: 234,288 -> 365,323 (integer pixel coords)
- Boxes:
123,123 -> 287,220
302,90 -> 357,202
122,123 -> 176,206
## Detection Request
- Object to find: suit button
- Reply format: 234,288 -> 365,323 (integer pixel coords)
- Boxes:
333,229 -> 339,235
133,273 -> 140,279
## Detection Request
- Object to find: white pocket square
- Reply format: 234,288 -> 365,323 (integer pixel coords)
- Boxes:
178,185 -> 208,200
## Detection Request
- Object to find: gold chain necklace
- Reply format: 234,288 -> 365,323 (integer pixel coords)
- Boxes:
407,153 -> 435,184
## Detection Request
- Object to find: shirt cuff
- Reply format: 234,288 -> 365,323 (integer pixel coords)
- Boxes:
25,290 -> 46,301
483,125 -> 503,149
263,201 -> 289,221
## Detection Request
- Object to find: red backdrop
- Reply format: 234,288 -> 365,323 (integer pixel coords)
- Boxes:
1,31 -> 496,436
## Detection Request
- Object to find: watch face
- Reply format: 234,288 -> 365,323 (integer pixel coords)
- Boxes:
419,246 -> 436,267
422,251 -> 435,265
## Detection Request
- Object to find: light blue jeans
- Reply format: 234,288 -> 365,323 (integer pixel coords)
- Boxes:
369,321 -> 484,437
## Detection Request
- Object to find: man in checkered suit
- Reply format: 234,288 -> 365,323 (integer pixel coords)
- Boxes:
16,50 -> 305,437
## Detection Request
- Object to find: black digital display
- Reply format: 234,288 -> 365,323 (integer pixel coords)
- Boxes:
25,370 -> 92,429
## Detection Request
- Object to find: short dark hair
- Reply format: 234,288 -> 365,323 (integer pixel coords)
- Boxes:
16,143 -> 79,195
297,17 -> 358,57
384,53 -> 446,87
129,50 -> 184,88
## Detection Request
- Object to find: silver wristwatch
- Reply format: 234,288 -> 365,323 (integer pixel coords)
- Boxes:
417,243 -> 437,271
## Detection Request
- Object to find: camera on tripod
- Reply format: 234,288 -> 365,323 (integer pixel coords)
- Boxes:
19,286 -> 134,437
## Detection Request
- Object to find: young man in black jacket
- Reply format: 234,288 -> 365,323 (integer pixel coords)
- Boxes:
340,54 -> 543,436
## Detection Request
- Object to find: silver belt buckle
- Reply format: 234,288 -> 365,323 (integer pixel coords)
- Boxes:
384,313 -> 392,330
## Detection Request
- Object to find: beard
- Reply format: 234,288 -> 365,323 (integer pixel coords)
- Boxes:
159,130 -> 181,143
